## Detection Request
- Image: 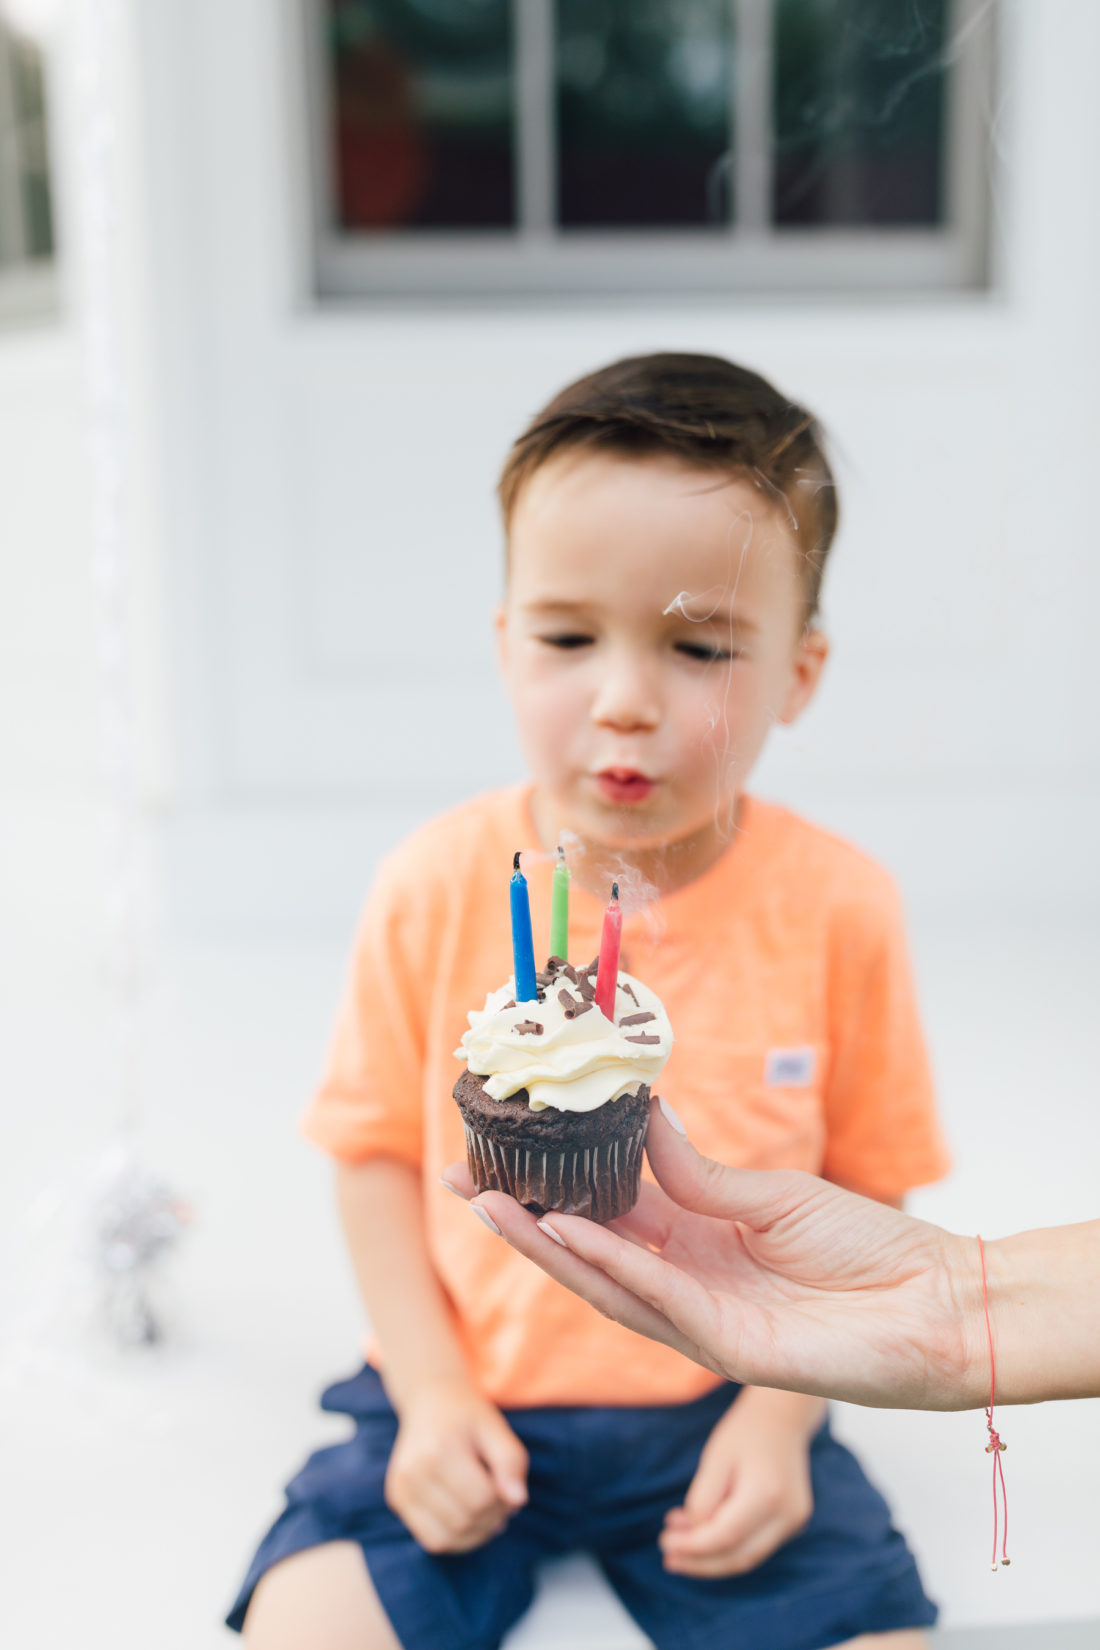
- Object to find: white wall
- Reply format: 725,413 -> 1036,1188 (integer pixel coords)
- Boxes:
0,0 -> 167,946
4,2 -> 1099,941
129,0 -> 1100,938
0,326 -> 98,925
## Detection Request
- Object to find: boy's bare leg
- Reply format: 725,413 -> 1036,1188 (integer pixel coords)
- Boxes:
242,1541 -> 402,1650
834,1634 -> 929,1648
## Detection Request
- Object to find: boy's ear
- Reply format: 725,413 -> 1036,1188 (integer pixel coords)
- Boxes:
778,627 -> 829,725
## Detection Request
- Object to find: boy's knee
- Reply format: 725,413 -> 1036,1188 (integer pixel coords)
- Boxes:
242,1541 -> 402,1650
831,1634 -> 930,1649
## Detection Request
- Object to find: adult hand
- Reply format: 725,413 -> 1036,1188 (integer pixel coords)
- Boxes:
445,1097 -> 983,1411
384,1377 -> 529,1553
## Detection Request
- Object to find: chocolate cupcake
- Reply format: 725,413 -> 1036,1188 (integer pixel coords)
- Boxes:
453,956 -> 672,1223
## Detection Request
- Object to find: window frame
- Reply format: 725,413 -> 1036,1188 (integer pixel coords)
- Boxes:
305,0 -> 995,301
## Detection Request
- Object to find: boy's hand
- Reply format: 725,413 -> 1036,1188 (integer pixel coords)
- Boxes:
384,1378 -> 529,1554
659,1396 -> 818,1578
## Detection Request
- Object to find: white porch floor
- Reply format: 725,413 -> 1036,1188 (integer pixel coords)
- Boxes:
2,912 -> 1098,1647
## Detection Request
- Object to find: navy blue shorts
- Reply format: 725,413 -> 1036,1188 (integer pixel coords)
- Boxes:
226,1365 -> 936,1650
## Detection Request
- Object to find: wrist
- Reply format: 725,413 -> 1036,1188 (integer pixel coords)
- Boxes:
941,1230 -> 993,1411
944,1221 -> 1099,1410
386,1366 -> 480,1420
981,1221 -> 1100,1405
726,1385 -> 826,1445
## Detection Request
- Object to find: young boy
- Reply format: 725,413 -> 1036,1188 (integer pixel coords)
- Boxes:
229,354 -> 950,1650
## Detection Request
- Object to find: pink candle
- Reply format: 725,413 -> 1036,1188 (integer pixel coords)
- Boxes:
594,881 -> 622,1021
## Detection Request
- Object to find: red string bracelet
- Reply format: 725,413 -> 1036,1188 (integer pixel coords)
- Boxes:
977,1234 -> 1010,1570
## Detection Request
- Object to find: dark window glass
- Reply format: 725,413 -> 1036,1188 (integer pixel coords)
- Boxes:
328,0 -> 514,232
556,0 -> 734,231
0,19 -> 54,268
773,0 -> 947,227
12,32 -> 53,258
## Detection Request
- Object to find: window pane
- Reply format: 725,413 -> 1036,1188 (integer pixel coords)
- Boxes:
556,0 -> 734,230
773,0 -> 947,227
328,0 -> 515,232
0,16 -> 54,270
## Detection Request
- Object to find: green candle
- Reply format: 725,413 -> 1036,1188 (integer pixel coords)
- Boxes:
549,844 -> 570,960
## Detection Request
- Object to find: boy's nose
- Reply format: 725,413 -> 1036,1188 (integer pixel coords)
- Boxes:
590,653 -> 662,732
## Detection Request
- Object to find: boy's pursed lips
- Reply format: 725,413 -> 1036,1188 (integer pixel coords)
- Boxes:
593,767 -> 657,805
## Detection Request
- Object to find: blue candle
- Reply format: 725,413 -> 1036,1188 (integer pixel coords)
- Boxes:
510,850 -> 538,1003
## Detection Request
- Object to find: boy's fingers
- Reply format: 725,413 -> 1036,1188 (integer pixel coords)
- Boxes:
661,1493 -> 751,1559
405,1507 -> 454,1554
396,1474 -> 476,1546
666,1516 -> 786,1577
645,1098 -> 818,1230
474,1411 -> 529,1508
682,1446 -> 735,1522
437,1439 -> 511,1516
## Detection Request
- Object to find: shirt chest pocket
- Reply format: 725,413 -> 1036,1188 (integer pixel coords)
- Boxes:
668,1039 -> 828,1174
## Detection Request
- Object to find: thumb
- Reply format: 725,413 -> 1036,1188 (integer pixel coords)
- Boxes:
682,1434 -> 736,1523
474,1410 -> 529,1508
647,1097 -> 819,1229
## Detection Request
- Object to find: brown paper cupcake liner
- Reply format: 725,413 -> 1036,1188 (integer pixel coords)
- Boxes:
463,1117 -> 647,1223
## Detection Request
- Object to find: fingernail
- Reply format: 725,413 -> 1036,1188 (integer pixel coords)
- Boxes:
658,1096 -> 687,1136
504,1479 -> 528,1505
439,1176 -> 467,1199
471,1204 -> 501,1235
536,1220 -> 569,1248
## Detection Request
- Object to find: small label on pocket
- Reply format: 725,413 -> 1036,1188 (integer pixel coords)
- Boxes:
765,1047 -> 816,1088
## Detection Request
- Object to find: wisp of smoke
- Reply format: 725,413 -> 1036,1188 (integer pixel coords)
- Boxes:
536,833 -> 668,946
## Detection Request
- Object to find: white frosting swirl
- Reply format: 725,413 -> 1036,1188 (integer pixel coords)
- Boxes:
455,968 -> 672,1113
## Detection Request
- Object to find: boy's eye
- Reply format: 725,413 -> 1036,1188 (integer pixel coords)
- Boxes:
675,641 -> 736,663
538,633 -> 594,650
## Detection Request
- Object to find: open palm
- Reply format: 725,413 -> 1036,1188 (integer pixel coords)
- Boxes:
445,1098 -> 982,1411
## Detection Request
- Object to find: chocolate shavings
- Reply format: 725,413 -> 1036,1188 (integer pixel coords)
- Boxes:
620,981 -> 640,1007
624,1032 -> 660,1045
557,988 -> 592,1020
619,1010 -> 655,1026
515,1020 -> 544,1035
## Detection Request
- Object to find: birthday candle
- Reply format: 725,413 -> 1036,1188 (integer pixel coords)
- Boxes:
549,844 -> 570,960
594,881 -> 622,1021
510,851 -> 538,1003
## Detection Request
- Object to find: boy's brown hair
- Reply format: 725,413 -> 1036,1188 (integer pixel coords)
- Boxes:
498,352 -> 838,625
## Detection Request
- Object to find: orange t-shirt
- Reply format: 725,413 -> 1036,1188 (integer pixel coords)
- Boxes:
303,786 -> 950,1408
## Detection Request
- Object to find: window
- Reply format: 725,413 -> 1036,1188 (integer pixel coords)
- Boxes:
308,0 -> 994,299
0,7 -> 56,321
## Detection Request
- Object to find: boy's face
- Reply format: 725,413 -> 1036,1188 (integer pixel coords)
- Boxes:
498,451 -> 827,871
